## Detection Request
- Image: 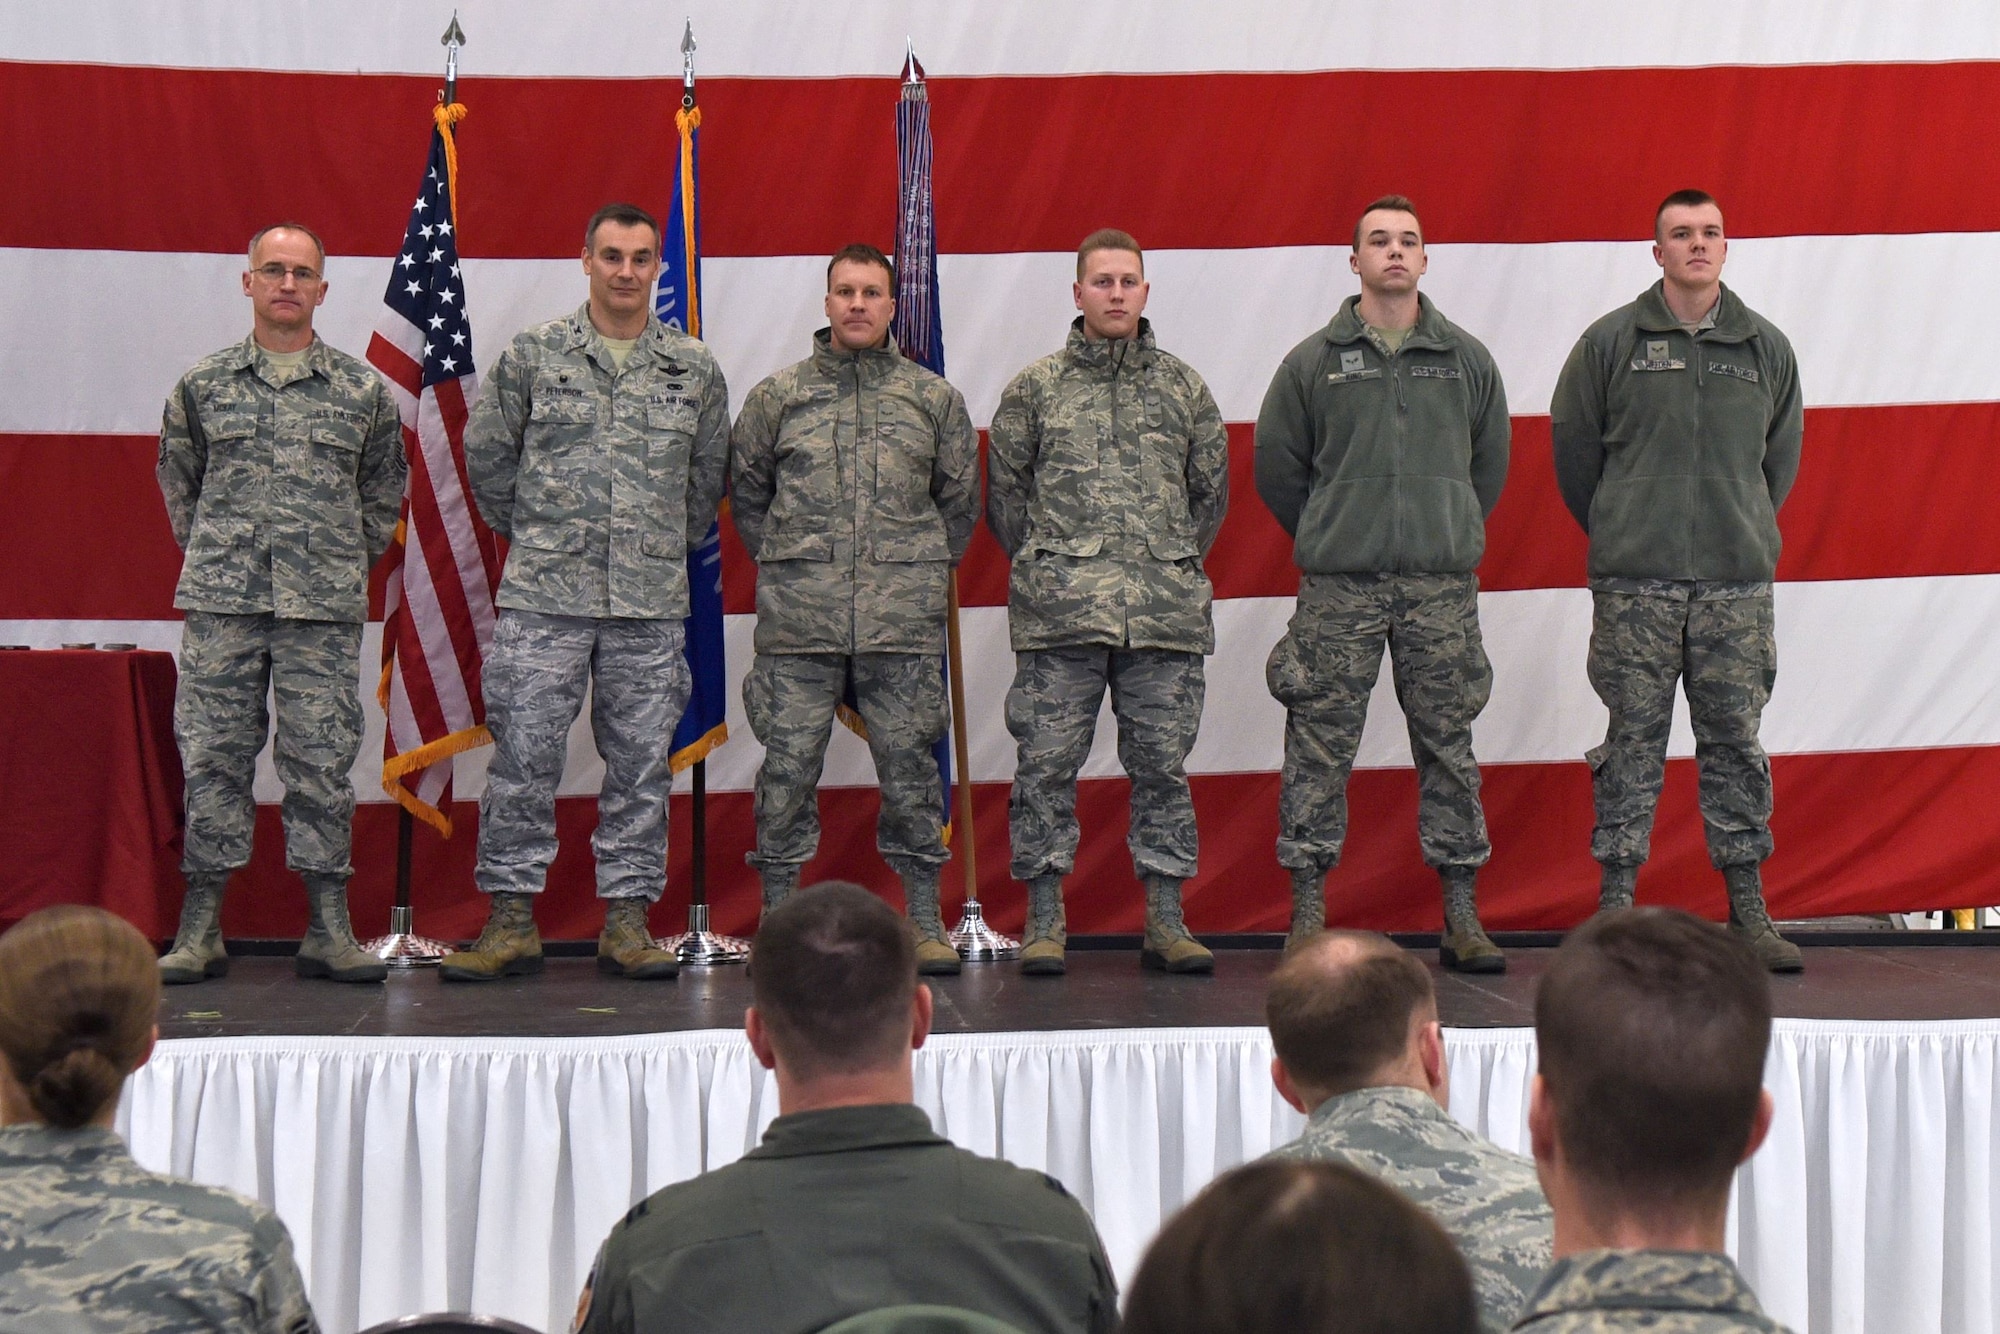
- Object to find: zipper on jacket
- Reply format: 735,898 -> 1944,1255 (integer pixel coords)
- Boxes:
1690,329 -> 1703,575
850,365 -> 863,651
1390,343 -> 1406,564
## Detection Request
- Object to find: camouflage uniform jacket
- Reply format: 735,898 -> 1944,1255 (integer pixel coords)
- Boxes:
1254,293 -> 1510,575
0,1125 -> 317,1333
1512,1249 -> 1791,1332
467,304 -> 730,620
988,318 -> 1229,653
1270,1084 -> 1553,1334
157,334 -> 404,622
1550,282 -> 1802,583
730,330 -> 979,655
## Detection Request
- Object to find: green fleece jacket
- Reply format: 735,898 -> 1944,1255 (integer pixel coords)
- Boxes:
1550,281 -> 1803,582
1254,294 -> 1509,574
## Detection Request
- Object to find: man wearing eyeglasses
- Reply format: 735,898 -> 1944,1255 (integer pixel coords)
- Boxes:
155,222 -> 405,985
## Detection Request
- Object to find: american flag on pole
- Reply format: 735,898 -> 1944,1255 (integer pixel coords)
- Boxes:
368,101 -> 501,836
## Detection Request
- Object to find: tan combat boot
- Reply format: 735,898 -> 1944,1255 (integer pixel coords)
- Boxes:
758,863 -> 800,924
1284,866 -> 1327,955
1140,876 -> 1213,974
1598,862 -> 1639,913
295,875 -> 388,983
1438,865 -> 1506,974
1723,864 -> 1804,973
597,897 -> 680,980
439,892 -> 544,982
1019,874 -> 1067,976
897,862 -> 962,976
159,872 -> 231,985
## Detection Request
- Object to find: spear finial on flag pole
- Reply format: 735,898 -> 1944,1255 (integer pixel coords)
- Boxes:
681,18 -> 697,108
441,12 -> 466,104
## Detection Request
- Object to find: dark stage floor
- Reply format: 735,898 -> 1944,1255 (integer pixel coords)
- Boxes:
157,938 -> 2000,1041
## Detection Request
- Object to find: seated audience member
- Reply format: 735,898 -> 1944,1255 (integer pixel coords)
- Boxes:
0,905 -> 316,1334
1516,908 -> 1788,1332
1265,931 -> 1552,1332
1123,1157 -> 1479,1334
572,882 -> 1118,1334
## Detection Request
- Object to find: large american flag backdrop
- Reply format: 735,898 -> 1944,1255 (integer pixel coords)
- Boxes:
4,3 -> 1998,940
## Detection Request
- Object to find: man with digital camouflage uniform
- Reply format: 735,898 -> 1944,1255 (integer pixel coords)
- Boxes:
729,244 -> 980,976
987,229 -> 1229,977
155,221 -> 404,985
1550,189 -> 1804,973
445,202 -> 730,982
1267,931 -> 1553,1333
1515,908 -> 1790,1332
1254,195 -> 1512,972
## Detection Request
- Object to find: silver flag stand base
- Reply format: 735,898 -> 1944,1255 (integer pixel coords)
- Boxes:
364,905 -> 451,968
656,902 -> 750,966
949,899 -> 1018,961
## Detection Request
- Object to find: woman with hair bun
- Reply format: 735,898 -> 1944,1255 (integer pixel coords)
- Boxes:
0,905 -> 318,1333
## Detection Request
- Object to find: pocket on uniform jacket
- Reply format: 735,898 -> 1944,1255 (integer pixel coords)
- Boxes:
870,526 -> 951,563
188,516 -> 255,563
310,413 -> 366,452
646,404 -> 699,434
758,528 -> 834,562
513,525 -> 588,555
1027,532 -> 1105,559
1146,529 -> 1200,561
638,533 -> 681,559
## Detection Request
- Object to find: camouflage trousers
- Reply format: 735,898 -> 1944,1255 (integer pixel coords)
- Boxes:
743,652 -> 949,871
1005,646 -> 1204,881
175,611 -> 362,877
476,609 -> 690,900
1267,573 -> 1492,873
1588,582 -> 1776,869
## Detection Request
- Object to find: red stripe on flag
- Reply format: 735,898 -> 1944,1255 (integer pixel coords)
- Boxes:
365,331 -> 424,398
9,60 -> 2000,256
13,402 -> 2000,618
182,745 -> 2000,941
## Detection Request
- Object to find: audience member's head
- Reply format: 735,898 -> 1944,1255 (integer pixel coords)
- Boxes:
1123,1157 -> 1479,1334
0,906 -> 160,1130
1531,908 -> 1774,1251
747,882 -> 930,1107
1266,931 -> 1446,1113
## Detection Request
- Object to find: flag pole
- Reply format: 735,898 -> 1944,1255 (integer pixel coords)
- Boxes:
367,11 -> 469,967
653,18 -> 748,965
891,42 -> 1013,959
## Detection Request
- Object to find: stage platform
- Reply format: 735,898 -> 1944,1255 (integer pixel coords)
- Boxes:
124,939 -> 2000,1334
159,935 -> 2000,1039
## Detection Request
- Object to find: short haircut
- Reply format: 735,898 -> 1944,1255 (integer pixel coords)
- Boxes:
827,242 -> 896,290
750,881 -> 917,1078
1655,188 -> 1722,240
1123,1158 -> 1478,1334
1076,227 -> 1144,279
1536,908 -> 1772,1212
0,906 -> 159,1129
585,202 -> 662,250
247,221 -> 326,270
1266,931 -> 1435,1099
1353,194 -> 1422,250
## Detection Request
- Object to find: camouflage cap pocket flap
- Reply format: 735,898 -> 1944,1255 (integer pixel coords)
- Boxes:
638,533 -> 681,558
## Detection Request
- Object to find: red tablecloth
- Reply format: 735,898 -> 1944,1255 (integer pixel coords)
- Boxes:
0,649 -> 184,936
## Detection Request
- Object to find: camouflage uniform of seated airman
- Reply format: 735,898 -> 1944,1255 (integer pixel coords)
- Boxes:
988,238 -> 1229,977
0,1125 -> 319,1334
449,206 -> 730,983
730,247 -> 980,974
156,223 -> 405,986
1511,1250 -> 1793,1332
